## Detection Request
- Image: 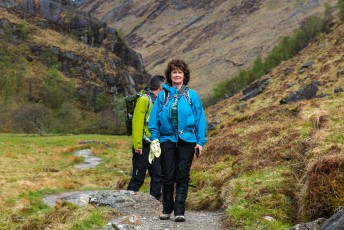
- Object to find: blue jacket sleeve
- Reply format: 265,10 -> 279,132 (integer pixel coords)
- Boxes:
148,91 -> 163,141
190,90 -> 207,146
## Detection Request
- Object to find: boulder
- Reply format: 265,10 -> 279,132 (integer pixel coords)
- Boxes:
280,82 -> 319,104
240,78 -> 270,101
322,209 -> 344,230
289,218 -> 325,230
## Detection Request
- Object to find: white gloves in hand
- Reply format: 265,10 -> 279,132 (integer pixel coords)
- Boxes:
149,139 -> 161,164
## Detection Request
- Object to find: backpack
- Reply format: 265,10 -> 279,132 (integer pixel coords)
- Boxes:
160,85 -> 197,136
162,85 -> 191,108
125,93 -> 152,136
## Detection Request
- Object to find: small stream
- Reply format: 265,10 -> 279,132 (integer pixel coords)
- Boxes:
73,149 -> 102,169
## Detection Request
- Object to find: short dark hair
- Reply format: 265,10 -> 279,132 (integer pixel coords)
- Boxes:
150,75 -> 165,90
165,59 -> 190,86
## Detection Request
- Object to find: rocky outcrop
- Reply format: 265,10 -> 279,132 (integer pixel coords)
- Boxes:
322,208 -> 344,230
17,0 -> 145,72
289,218 -> 325,230
0,18 -> 25,40
0,2 -> 151,113
280,82 -> 319,104
240,78 -> 270,101
0,1 -> 19,8
29,45 -> 142,105
289,209 -> 344,230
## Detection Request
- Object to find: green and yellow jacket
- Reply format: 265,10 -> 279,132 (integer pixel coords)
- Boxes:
132,89 -> 156,150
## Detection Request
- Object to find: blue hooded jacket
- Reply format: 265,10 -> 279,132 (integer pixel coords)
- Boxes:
148,84 -> 207,146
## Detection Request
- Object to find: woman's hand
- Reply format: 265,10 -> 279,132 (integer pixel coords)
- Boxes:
195,144 -> 203,157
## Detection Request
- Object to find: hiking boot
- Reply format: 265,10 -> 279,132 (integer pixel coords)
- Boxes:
159,213 -> 171,220
174,215 -> 186,222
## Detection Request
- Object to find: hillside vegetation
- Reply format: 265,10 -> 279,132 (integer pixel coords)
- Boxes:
79,0 -> 338,98
1,1 -> 344,229
187,20 -> 344,228
0,5 -> 149,135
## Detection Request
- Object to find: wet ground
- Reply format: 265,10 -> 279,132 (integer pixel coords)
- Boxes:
73,149 -> 102,169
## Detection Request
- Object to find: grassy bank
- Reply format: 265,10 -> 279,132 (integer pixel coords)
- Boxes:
0,134 -> 134,229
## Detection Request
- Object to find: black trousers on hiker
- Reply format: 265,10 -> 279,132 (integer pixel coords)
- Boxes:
127,139 -> 162,200
160,138 -> 196,216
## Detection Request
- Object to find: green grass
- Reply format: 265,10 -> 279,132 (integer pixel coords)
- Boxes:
18,188 -> 59,216
0,133 -> 132,229
70,208 -> 109,230
226,167 -> 293,229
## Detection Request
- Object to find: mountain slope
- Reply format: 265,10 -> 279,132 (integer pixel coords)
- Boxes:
78,0 -> 337,98
0,2 -> 150,134
186,21 -> 344,228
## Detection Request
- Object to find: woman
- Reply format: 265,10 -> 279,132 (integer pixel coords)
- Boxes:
148,59 -> 207,222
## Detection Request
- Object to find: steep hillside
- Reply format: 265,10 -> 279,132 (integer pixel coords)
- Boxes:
78,0 -> 337,98
187,22 -> 344,228
0,1 -> 150,134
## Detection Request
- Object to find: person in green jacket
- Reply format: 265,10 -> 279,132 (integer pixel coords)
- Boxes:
127,75 -> 165,200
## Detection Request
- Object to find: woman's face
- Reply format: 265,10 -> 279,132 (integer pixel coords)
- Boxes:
171,68 -> 184,86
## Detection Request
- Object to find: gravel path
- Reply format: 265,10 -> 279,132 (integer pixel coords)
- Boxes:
44,190 -> 225,230
135,210 -> 224,230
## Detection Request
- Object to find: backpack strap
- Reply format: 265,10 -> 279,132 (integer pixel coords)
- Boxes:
163,85 -> 190,107
183,87 -> 191,105
140,93 -> 152,123
162,88 -> 169,108
160,85 -> 197,137
140,93 -> 153,142
162,128 -> 196,136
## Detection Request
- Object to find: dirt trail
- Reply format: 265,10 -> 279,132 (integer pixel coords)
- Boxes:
47,150 -> 225,229
43,190 -> 225,230
135,210 -> 224,230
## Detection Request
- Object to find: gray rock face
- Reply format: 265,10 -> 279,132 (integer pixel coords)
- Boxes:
289,218 -> 325,230
0,1 -> 19,8
28,44 -> 140,107
289,209 -> 344,230
240,78 -> 270,101
1,1 -> 151,106
280,82 -> 319,104
322,209 -> 344,230
18,0 -> 145,73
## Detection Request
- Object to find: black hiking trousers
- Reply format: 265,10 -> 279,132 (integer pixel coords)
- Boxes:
160,138 -> 196,216
127,139 -> 162,200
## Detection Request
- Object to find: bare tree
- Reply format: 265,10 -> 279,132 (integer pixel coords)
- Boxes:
12,103 -> 52,135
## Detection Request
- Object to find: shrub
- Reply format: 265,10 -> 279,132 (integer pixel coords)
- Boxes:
43,68 -> 74,110
305,155 -> 344,219
299,16 -> 324,42
339,0 -> 344,22
53,102 -> 82,134
323,3 -> 334,33
40,50 -> 59,68
16,23 -> 28,39
12,102 -> 52,135
0,46 -> 27,103
112,95 -> 126,135
95,92 -> 112,112
43,68 -> 67,109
